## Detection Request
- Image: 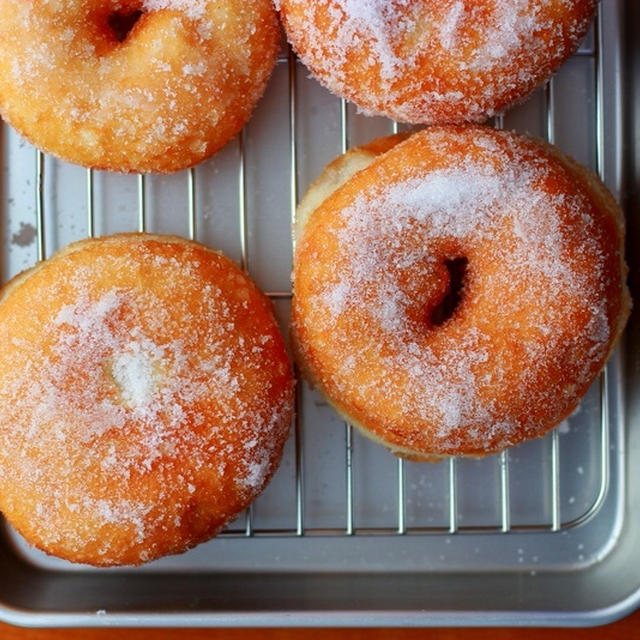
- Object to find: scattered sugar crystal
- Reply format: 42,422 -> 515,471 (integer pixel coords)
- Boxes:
281,0 -> 594,122
297,128 -> 618,454
0,240 -> 293,563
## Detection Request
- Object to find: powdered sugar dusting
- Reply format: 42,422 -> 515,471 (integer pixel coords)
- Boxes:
294,128 -> 624,455
279,0 -> 597,123
0,238 -> 293,564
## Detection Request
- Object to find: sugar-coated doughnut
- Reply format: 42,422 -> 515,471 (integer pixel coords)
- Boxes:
295,133 -> 409,242
0,234 -> 294,565
0,1 -> 279,173
277,0 -> 597,124
292,127 -> 630,459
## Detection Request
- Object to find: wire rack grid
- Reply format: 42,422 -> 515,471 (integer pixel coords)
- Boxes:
23,9 -> 611,544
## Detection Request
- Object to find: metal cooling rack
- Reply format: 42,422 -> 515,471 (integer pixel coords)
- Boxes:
24,9 -> 610,544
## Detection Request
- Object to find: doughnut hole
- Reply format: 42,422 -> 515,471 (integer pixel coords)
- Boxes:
386,232 -> 470,333
107,8 -> 144,42
85,2 -> 149,54
429,257 -> 469,327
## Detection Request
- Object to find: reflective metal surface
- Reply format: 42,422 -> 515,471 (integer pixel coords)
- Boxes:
0,0 -> 637,627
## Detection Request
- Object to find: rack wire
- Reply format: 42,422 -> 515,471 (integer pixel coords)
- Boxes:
28,10 -> 610,540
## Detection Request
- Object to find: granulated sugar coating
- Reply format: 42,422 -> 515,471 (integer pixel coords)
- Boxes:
0,234 -> 294,566
277,0 -> 597,124
292,126 -> 630,459
0,0 -> 279,172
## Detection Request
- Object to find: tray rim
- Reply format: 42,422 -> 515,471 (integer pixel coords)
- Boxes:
0,0 -> 637,629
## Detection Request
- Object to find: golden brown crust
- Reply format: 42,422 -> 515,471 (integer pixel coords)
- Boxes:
531,139 -> 632,359
295,133 -> 410,243
292,133 -> 444,461
0,233 -> 294,565
0,1 -> 279,173
278,0 -> 597,125
292,126 -> 630,460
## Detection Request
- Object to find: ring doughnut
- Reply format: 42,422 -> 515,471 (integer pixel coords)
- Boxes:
292,126 -> 630,459
0,1 -> 279,173
0,234 -> 294,565
277,0 -> 597,124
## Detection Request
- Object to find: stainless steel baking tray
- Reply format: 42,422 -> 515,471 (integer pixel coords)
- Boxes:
0,0 -> 638,627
